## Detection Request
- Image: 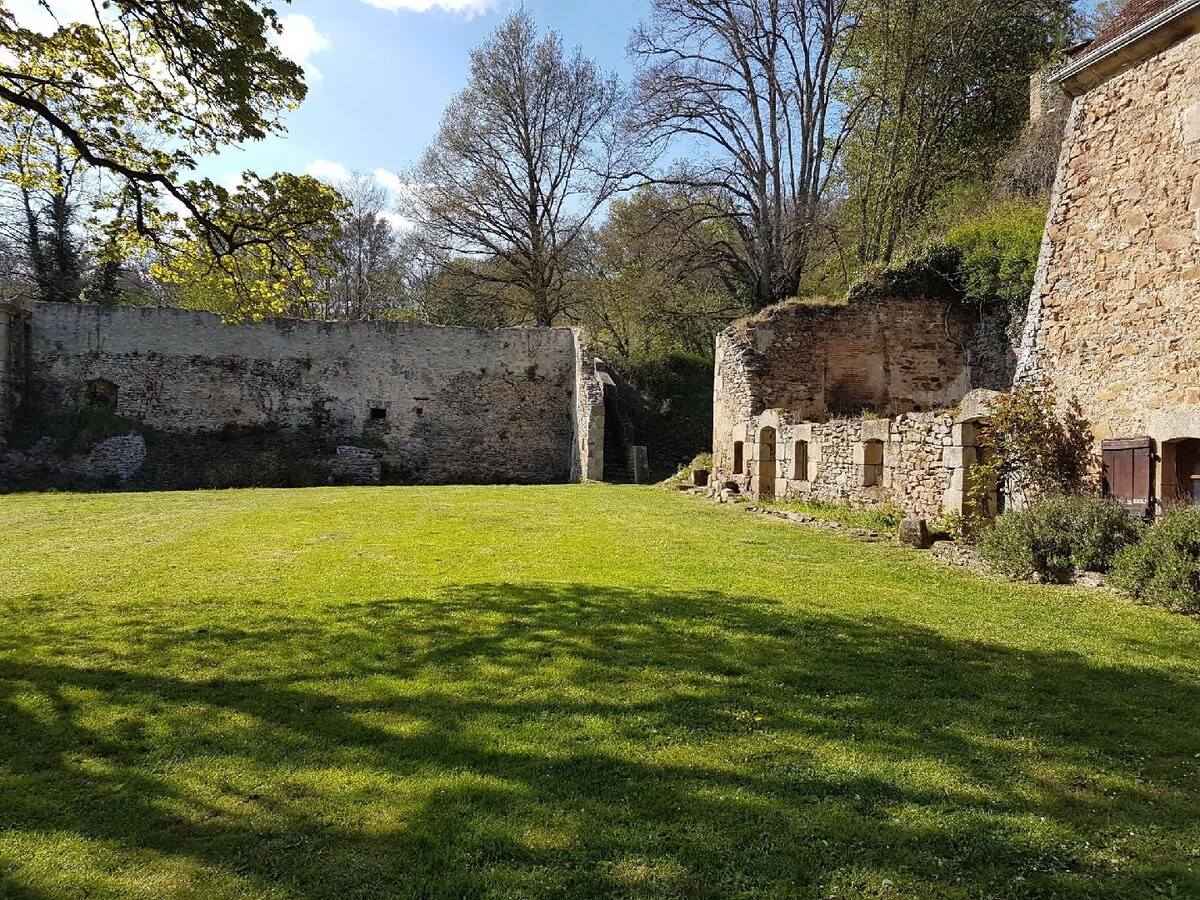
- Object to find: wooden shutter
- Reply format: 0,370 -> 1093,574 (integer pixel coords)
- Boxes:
1102,437 -> 1154,518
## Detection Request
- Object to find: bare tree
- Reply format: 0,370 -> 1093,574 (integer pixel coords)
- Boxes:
314,174 -> 408,321
405,10 -> 637,327
629,0 -> 860,310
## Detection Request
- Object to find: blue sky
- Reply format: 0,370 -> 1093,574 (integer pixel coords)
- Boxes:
197,0 -> 650,201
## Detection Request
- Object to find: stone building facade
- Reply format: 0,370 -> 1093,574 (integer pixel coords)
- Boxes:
0,301 -> 609,487
712,295 -> 1011,519
1019,0 -> 1200,516
712,1 -> 1200,522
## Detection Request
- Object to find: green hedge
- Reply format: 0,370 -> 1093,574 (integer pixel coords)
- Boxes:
978,496 -> 1145,582
1111,508 -> 1200,614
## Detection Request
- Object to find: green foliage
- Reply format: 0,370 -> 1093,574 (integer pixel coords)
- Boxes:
978,495 -> 1145,581
944,201 -> 1046,315
611,351 -> 715,474
0,1 -> 344,298
839,0 -> 1073,265
151,173 -> 348,320
849,196 -> 1047,321
1111,508 -> 1200,613
970,379 -> 1090,516
582,185 -> 749,359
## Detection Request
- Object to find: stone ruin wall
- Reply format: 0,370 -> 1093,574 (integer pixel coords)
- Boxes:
5,301 -> 600,486
1018,27 -> 1200,461
0,303 -> 31,450
712,295 -> 1011,519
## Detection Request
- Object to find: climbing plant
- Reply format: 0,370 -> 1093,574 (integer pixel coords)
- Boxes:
968,378 -> 1091,515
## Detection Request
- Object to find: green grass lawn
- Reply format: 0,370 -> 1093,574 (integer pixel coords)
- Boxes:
1,485 -> 1198,899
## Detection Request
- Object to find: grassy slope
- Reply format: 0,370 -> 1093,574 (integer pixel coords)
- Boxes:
0,485 -> 1198,900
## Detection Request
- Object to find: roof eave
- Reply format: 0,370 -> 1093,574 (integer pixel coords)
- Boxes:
1052,0 -> 1200,95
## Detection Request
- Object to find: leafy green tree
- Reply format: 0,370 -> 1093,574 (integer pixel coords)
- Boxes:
839,0 -> 1073,265
581,186 -> 748,358
0,0 -> 342,303
151,173 -> 347,320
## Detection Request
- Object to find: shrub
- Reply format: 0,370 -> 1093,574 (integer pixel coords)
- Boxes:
969,380 -> 1091,516
978,496 -> 1145,582
1111,508 -> 1200,613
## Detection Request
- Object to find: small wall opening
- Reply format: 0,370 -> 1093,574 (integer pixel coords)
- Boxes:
733,441 -> 744,475
757,427 -> 777,500
1163,438 -> 1200,507
860,439 -> 884,487
793,440 -> 809,481
85,378 -> 118,410
369,407 -> 388,421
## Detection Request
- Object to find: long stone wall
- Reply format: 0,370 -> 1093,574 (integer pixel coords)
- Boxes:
1018,26 -> 1200,510
7,302 -> 596,486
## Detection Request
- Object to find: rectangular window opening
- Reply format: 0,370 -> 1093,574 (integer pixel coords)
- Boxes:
794,440 -> 809,481
370,407 -> 388,421
861,440 -> 884,488
733,441 -> 745,475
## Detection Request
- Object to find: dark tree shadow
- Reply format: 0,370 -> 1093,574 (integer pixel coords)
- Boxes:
1,583 -> 1199,898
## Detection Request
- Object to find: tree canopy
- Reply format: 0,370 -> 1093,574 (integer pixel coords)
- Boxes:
0,0 -> 345,314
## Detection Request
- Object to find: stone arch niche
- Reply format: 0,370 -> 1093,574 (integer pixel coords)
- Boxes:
755,425 -> 778,501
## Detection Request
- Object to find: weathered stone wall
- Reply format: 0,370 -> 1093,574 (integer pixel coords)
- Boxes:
713,295 -> 1012,486
16,302 -> 590,485
571,336 -> 606,483
0,302 -> 31,450
1018,27 -> 1200,503
719,412 -> 956,520
0,305 -> 11,448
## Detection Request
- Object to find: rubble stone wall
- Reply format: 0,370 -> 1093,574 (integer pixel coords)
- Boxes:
10,302 -> 593,486
1018,28 -> 1200,463
0,303 -> 31,450
712,293 -> 1014,510
720,411 -> 963,520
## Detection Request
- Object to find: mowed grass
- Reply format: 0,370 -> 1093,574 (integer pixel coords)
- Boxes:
1,485 -> 1199,900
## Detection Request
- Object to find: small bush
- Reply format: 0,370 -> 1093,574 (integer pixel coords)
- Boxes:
1111,508 -> 1200,613
978,496 -> 1144,582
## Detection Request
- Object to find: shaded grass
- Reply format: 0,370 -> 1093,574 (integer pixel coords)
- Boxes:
1,484 -> 1199,899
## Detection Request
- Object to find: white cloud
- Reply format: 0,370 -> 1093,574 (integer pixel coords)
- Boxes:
306,159 -> 350,182
373,168 -> 404,197
278,14 -> 331,80
381,211 -> 416,231
358,0 -> 498,18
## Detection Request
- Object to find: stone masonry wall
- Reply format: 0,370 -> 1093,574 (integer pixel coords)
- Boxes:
713,294 -> 1011,487
18,302 -> 588,485
571,334 -> 606,483
1018,28 -> 1200,463
0,303 -> 31,450
719,411 -> 960,521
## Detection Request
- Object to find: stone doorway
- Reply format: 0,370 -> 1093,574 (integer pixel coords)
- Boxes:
1166,439 -> 1200,506
756,427 -> 777,501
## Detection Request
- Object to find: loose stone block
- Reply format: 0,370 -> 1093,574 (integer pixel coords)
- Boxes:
899,518 -> 932,550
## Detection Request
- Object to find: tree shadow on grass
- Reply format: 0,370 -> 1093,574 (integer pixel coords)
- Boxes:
1,583 -> 1199,898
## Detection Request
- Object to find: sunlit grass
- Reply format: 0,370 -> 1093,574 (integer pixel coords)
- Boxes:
1,484 -> 1198,899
